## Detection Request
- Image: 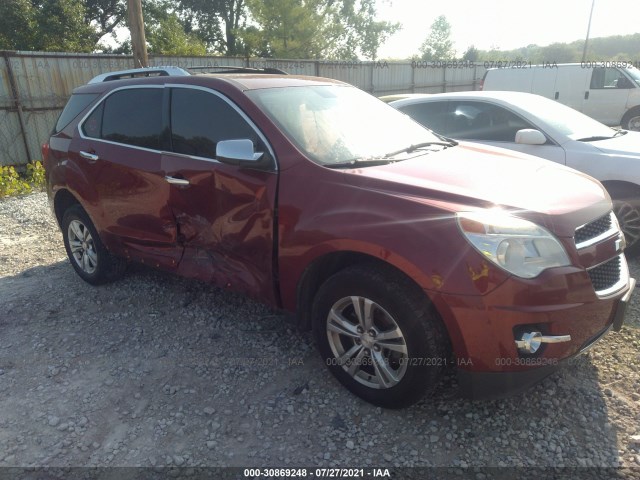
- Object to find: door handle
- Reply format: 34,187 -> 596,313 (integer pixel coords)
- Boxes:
79,151 -> 99,162
165,176 -> 190,186
584,91 -> 589,100
554,92 -> 559,100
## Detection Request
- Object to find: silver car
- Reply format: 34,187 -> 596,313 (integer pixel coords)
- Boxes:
385,91 -> 640,252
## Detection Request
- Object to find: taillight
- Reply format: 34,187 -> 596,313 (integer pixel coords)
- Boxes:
41,142 -> 50,162
479,72 -> 488,91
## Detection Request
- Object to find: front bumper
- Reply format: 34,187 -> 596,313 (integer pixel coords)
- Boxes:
457,320 -> 616,399
433,263 -> 635,399
612,276 -> 636,331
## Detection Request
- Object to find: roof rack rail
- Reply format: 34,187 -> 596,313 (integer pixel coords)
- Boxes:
88,66 -> 191,84
188,65 -> 289,75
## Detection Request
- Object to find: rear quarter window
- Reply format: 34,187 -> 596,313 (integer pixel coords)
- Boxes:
54,93 -> 99,133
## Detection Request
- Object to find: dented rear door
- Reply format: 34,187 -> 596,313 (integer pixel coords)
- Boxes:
70,86 -> 183,270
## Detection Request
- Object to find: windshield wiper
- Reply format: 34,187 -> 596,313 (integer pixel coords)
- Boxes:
324,140 -> 459,168
577,129 -> 628,141
576,135 -> 616,142
324,158 -> 397,169
384,141 -> 457,158
578,130 -> 627,142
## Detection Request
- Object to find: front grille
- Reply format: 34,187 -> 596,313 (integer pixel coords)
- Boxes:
588,255 -> 622,293
575,213 -> 613,247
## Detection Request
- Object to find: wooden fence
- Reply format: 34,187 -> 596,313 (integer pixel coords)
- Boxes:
0,51 -> 485,166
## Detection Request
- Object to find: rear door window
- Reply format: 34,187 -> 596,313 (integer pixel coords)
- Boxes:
170,88 -> 258,159
88,88 -> 164,149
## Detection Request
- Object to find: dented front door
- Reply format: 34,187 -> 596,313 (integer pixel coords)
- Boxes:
160,153 -> 278,303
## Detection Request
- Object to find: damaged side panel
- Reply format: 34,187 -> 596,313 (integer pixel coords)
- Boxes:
68,135 -> 183,270
162,153 -> 279,305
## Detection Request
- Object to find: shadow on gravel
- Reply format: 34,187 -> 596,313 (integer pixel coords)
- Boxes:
0,260 -> 628,471
0,261 -> 69,301
415,356 -> 622,468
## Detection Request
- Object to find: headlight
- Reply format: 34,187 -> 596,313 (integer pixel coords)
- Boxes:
456,210 -> 570,279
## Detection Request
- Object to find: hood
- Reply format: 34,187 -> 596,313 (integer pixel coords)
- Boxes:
343,142 -> 610,237
591,130 -> 640,157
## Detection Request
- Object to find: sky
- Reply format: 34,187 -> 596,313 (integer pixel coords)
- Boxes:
375,0 -> 640,59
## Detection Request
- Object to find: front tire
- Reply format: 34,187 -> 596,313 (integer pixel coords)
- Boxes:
312,264 -> 447,408
609,185 -> 640,256
61,205 -> 126,285
621,107 -> 640,132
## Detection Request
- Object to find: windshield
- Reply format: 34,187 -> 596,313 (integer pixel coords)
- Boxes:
514,95 -> 616,140
246,85 -> 442,166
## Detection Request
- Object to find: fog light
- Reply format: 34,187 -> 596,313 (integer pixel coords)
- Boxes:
515,331 -> 572,354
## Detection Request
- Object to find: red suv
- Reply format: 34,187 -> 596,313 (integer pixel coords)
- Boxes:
43,67 -> 635,408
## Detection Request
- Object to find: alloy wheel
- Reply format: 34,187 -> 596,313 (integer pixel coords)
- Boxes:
326,296 -> 408,389
67,219 -> 98,274
627,115 -> 640,132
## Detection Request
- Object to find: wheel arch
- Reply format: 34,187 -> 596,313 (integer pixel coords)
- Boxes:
621,105 -> 640,131
60,202 -> 127,284
53,188 -> 82,228
602,180 -> 640,254
601,180 -> 640,197
296,251 -> 367,331
295,251 -> 451,347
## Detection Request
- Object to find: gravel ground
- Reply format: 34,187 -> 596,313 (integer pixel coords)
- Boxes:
1,192 -> 640,475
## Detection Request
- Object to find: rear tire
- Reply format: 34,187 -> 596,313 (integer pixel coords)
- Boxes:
61,205 -> 126,285
312,264 -> 447,408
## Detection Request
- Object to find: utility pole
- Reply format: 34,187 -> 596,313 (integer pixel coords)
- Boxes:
581,0 -> 596,62
128,0 -> 148,68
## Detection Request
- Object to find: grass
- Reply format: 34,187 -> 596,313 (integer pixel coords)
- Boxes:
0,161 -> 46,198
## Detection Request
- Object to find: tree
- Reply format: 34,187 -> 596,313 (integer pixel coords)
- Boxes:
144,2 -> 206,55
538,43 -> 579,63
216,0 -> 246,56
84,0 -> 127,46
176,0 -> 246,55
462,45 -> 478,62
242,0 -> 399,60
146,14 -> 206,55
330,0 -> 400,60
419,15 -> 455,61
463,34 -> 640,63
0,0 -> 35,50
0,0 -> 95,52
243,0 -> 328,58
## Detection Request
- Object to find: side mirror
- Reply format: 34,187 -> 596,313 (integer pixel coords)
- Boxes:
515,129 -> 546,145
216,139 -> 264,166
